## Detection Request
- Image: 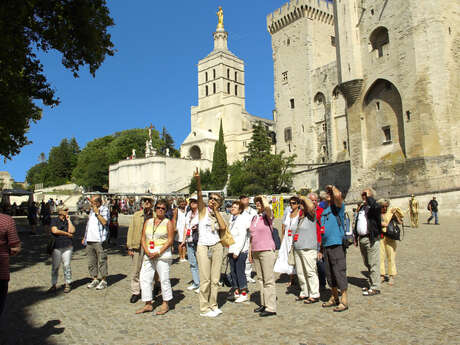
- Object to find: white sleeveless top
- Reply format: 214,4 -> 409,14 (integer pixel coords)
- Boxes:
198,208 -> 221,246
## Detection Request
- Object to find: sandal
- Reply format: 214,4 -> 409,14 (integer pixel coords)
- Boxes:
155,307 -> 169,316
295,296 -> 307,302
135,305 -> 153,314
304,297 -> 320,304
333,303 -> 349,312
322,298 -> 339,308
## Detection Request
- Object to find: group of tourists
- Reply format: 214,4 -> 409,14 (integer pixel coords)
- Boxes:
0,174 -> 442,318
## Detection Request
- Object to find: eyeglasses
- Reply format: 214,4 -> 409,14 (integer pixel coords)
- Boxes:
156,207 -> 166,211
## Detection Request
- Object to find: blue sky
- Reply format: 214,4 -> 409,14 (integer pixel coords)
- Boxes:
1,0 -> 292,181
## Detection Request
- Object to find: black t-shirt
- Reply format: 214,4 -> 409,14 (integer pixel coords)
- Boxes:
429,200 -> 438,212
51,217 -> 73,249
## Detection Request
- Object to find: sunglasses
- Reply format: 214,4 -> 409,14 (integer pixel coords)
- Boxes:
156,206 -> 166,211
209,197 -> 219,202
290,202 -> 298,205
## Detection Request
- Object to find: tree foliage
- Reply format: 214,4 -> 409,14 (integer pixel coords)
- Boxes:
227,122 -> 295,196
210,120 -> 228,189
160,127 -> 180,158
0,0 -> 115,160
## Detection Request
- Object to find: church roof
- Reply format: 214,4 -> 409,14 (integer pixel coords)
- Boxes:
182,128 -> 218,146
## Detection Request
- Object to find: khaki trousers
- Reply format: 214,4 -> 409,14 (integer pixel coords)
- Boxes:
380,236 -> 397,276
86,242 -> 108,279
359,237 -> 380,290
129,248 -> 144,295
253,250 -> 277,313
294,249 -> 319,299
410,212 -> 419,228
196,242 -> 223,313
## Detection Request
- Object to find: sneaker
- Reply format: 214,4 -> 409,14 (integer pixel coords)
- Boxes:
187,284 -> 199,291
87,279 -> 100,289
235,293 -> 248,303
96,280 -> 107,290
213,308 -> 223,316
64,284 -> 71,293
200,310 -> 217,317
247,277 -> 256,284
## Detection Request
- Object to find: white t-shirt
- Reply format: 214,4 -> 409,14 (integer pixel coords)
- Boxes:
198,208 -> 221,246
175,208 -> 187,242
357,209 -> 368,236
86,213 -> 102,242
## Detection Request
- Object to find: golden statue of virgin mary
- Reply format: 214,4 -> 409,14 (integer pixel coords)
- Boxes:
217,6 -> 224,29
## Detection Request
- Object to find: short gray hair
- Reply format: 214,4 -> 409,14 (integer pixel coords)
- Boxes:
319,190 -> 328,201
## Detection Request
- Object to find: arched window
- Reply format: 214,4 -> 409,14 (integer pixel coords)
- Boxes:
227,69 -> 230,79
189,146 -> 201,160
235,71 -> 238,82
213,69 -> 216,79
370,27 -> 389,58
284,127 -> 292,142
205,72 -> 208,82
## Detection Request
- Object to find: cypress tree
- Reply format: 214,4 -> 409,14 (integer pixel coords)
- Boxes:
211,120 -> 228,189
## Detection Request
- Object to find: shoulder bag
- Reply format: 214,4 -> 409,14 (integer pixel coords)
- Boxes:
385,218 -> 402,241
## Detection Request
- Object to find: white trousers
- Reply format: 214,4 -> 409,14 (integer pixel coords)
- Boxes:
140,254 -> 172,302
294,248 -> 320,299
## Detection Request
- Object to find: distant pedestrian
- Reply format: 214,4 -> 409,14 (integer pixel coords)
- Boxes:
108,199 -> 120,245
427,196 -> 439,225
310,192 -> 326,290
354,188 -> 382,296
82,196 -> 110,290
27,202 -> 38,235
174,198 -> 188,262
48,205 -> 75,293
126,197 -> 154,304
0,213 -> 21,316
408,194 -> 419,228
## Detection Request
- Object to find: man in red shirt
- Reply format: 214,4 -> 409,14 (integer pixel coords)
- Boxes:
308,192 -> 326,290
0,213 -> 21,315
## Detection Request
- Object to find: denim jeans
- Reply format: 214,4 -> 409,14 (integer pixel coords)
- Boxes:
229,251 -> 248,290
186,242 -> 200,287
51,247 -> 73,286
427,211 -> 439,224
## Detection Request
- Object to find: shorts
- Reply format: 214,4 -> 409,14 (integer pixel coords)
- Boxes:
323,245 -> 348,291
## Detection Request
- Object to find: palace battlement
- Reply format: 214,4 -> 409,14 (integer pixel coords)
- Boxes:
267,0 -> 334,34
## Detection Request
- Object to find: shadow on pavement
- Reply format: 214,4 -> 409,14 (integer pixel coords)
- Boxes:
0,287 -> 65,345
347,276 -> 369,289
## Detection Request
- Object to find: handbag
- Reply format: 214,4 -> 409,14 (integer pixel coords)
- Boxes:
219,221 -> 235,247
46,236 -> 56,255
385,219 -> 401,241
264,214 -> 281,250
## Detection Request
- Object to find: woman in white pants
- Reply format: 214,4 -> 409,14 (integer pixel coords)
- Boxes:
136,200 -> 174,315
49,205 -> 75,294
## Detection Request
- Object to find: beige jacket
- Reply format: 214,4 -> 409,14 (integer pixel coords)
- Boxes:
126,210 -> 146,250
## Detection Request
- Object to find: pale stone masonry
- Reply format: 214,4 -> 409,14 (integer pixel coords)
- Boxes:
181,22 -> 274,164
267,0 -> 460,199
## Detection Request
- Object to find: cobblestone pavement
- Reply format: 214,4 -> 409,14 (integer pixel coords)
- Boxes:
1,215 -> 459,345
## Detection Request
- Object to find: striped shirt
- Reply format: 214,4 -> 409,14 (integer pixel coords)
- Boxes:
0,214 -> 21,280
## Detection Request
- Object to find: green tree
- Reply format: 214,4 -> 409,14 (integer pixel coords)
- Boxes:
0,0 -> 115,160
26,162 -> 49,188
46,138 -> 80,186
72,135 -> 114,190
210,120 -> 228,189
227,122 -> 295,195
160,127 -> 180,158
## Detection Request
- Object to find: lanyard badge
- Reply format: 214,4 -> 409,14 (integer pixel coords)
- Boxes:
149,240 -> 155,250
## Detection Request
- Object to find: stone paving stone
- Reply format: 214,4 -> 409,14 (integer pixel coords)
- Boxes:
0,216 -> 459,344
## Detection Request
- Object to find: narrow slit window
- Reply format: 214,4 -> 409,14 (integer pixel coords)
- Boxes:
213,83 -> 216,94
290,98 -> 295,109
227,83 -> 230,94
382,126 -> 392,143
205,85 -> 208,96
235,85 -> 238,96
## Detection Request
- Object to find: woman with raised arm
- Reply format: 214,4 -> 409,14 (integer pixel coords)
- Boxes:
194,169 -> 227,318
249,196 -> 277,317
136,199 -> 174,315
